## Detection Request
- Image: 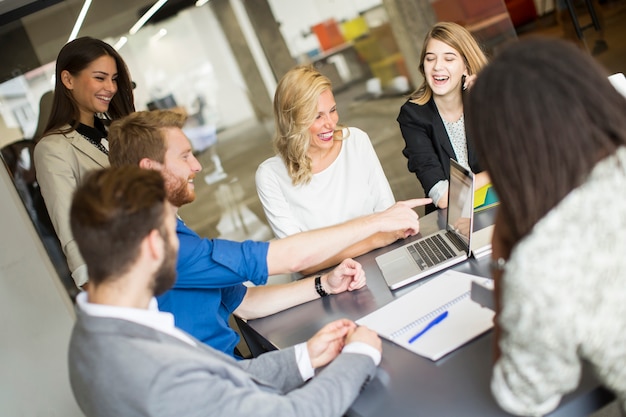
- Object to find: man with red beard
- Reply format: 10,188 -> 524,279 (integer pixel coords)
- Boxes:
108,110 -> 429,357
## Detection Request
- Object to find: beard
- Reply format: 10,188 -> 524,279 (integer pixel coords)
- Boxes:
162,168 -> 195,208
152,236 -> 178,297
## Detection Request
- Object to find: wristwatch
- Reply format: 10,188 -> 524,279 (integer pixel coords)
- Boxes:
315,275 -> 330,297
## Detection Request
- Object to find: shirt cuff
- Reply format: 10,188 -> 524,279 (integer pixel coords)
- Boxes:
491,361 -> 561,417
294,340 -> 381,382
342,341 -> 381,366
428,180 -> 449,208
294,343 -> 315,381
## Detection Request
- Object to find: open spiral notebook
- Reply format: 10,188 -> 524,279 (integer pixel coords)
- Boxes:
357,271 -> 495,361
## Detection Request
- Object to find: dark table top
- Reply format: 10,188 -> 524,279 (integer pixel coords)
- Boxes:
246,207 -> 613,416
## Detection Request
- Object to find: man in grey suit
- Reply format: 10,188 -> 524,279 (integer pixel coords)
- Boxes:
68,166 -> 383,417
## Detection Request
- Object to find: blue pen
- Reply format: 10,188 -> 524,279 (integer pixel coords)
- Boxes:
408,311 -> 449,344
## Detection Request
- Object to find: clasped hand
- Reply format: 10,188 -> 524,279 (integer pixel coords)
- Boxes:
324,258 -> 366,294
306,319 -> 382,369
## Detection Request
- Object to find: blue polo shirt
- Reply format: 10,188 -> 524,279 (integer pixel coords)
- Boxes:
157,218 -> 270,356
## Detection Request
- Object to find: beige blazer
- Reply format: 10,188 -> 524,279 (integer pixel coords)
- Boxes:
34,127 -> 109,287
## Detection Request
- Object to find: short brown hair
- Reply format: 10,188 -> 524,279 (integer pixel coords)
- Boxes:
70,166 -> 167,285
108,110 -> 186,167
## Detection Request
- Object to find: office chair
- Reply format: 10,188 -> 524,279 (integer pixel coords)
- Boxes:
233,315 -> 277,358
1,139 -> 79,301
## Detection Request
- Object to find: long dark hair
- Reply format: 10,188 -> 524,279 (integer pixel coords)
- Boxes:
44,37 -> 135,136
466,37 -> 626,246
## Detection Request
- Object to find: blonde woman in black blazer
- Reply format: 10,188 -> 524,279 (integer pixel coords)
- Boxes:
398,22 -> 490,211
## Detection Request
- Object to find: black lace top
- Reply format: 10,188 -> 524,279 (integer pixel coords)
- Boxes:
75,117 -> 108,155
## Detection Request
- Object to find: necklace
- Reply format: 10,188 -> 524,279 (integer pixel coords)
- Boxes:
78,133 -> 108,155
76,119 -> 109,155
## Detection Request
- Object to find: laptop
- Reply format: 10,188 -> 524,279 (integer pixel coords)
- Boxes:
377,159 -> 475,290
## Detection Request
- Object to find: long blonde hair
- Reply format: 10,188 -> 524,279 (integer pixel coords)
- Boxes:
410,22 -> 488,105
273,65 -> 339,185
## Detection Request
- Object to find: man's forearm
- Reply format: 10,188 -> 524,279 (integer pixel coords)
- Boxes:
299,231 -> 401,275
234,275 -> 322,319
266,214 -> 381,275
266,199 -> 425,275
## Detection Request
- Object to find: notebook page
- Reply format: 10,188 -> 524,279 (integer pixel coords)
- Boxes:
357,271 -> 494,361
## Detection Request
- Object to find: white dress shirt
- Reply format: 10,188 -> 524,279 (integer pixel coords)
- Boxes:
76,292 -> 380,381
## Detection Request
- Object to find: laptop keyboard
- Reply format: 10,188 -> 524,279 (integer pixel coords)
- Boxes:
407,232 -> 465,270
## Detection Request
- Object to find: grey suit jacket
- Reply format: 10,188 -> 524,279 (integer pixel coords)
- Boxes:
69,310 -> 377,417
34,127 -> 109,287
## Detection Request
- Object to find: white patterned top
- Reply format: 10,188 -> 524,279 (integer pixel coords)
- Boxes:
491,147 -> 626,416
442,114 -> 469,169
430,114 -> 469,206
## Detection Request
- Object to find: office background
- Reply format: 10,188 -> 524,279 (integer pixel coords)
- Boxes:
1,0 -> 624,415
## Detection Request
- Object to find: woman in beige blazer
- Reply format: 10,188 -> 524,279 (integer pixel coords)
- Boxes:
34,37 -> 135,288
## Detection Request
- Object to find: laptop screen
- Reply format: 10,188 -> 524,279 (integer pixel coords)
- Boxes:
446,159 -> 474,248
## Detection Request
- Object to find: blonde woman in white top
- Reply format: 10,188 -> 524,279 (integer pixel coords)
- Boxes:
256,66 -> 428,274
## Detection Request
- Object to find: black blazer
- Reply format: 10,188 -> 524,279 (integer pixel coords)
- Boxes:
397,97 -> 482,199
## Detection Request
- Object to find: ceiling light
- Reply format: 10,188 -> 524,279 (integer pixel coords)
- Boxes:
151,28 -> 167,42
67,0 -> 92,42
195,0 -> 210,6
114,36 -> 128,50
129,0 -> 168,35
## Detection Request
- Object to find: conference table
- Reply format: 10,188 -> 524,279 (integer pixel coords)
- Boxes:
244,207 -> 614,416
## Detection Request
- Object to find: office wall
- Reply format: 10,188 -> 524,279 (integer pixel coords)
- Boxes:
536,0 -> 555,14
8,0 -> 255,136
267,0 -> 383,58
3,0 -> 392,137
112,5 -> 255,129
0,164 -> 82,416
0,20 -> 41,83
